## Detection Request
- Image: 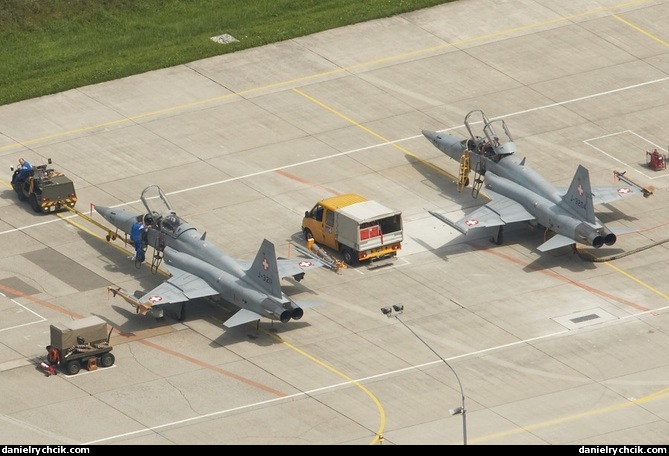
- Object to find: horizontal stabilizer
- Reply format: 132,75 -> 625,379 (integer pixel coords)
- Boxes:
609,225 -> 637,236
537,234 -> 576,252
223,308 -> 264,328
293,300 -> 325,309
538,225 -> 637,252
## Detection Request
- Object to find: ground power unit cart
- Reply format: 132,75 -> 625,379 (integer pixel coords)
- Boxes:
45,316 -> 115,375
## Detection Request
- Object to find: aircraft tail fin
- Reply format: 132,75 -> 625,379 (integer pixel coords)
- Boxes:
247,239 -> 283,299
563,165 -> 596,224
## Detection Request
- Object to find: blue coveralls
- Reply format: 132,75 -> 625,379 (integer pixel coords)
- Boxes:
17,161 -> 32,182
130,221 -> 145,262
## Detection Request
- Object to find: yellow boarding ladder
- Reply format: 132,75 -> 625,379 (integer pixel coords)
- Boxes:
457,150 -> 471,192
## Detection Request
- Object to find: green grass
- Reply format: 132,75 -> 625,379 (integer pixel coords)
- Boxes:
1,0 -> 453,106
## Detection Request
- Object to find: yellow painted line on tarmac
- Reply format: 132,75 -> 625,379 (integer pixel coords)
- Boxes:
602,259 -> 669,302
614,14 -> 669,47
291,87 -> 458,182
471,386 -> 669,444
261,327 -> 387,446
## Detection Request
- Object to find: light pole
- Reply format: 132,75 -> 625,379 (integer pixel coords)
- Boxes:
381,304 -> 467,445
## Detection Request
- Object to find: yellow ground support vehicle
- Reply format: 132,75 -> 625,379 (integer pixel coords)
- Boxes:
301,194 -> 403,265
10,159 -> 77,213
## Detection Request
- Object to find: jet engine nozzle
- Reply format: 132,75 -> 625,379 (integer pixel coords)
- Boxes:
589,227 -> 617,248
279,310 -> 292,323
576,224 -> 614,249
291,307 -> 304,321
591,236 -> 604,248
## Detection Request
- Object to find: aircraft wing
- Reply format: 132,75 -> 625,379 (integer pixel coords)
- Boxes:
430,190 -> 535,235
137,264 -> 219,307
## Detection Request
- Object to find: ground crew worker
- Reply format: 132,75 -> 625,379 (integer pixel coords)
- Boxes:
16,158 -> 32,182
130,215 -> 146,262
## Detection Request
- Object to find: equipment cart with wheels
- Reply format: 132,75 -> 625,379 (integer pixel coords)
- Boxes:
45,316 -> 115,375
646,149 -> 667,171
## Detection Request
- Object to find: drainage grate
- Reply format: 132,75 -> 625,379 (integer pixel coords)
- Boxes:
571,313 -> 599,324
553,308 -> 617,330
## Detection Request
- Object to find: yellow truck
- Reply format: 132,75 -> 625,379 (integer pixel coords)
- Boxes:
301,194 -> 403,265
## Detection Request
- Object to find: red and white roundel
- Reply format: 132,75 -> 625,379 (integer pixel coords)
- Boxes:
299,261 -> 313,268
148,295 -> 163,303
465,219 -> 479,227
577,183 -> 584,196
261,257 -> 270,271
617,187 -> 631,195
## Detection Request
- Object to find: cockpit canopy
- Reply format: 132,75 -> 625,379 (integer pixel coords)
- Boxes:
464,109 -> 517,158
140,185 -> 183,235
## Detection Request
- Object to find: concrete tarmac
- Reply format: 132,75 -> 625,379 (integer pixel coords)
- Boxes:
0,0 -> 668,445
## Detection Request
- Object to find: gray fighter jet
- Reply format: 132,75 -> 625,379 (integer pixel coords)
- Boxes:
423,110 -> 651,252
96,185 -> 324,328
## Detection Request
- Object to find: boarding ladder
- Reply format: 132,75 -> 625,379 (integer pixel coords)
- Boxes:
471,160 -> 485,199
457,150 -> 471,192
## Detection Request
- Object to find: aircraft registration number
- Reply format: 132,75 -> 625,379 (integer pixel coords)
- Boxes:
570,196 -> 587,210
257,272 -> 273,285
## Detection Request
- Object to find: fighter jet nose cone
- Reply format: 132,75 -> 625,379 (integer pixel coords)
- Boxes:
422,130 -> 437,140
94,205 -> 112,218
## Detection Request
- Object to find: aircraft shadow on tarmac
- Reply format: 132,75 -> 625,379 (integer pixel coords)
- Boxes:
75,229 -> 168,292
